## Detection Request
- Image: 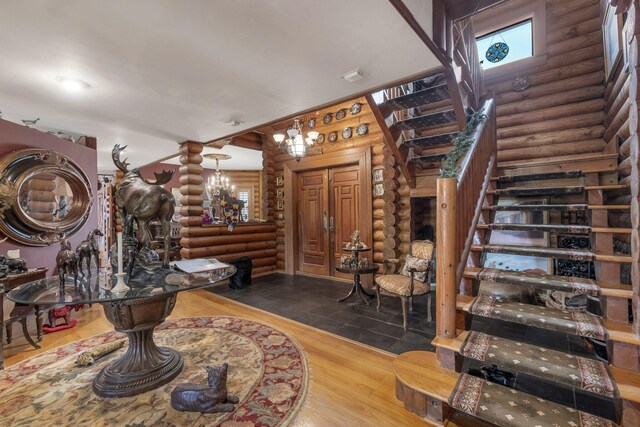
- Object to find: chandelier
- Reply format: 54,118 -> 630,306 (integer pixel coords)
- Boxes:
273,118 -> 319,162
203,153 -> 234,199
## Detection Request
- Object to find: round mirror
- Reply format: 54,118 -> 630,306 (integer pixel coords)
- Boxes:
0,149 -> 93,246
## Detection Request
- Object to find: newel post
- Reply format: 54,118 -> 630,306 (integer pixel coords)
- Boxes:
436,178 -> 458,342
178,141 -> 204,260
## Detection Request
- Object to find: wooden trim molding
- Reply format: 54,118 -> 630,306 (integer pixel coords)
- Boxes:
283,147 -> 373,275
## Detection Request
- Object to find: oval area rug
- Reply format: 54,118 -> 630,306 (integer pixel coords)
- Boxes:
0,316 -> 309,426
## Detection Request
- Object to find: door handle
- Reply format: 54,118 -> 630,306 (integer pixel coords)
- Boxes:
329,216 -> 334,232
322,214 -> 328,232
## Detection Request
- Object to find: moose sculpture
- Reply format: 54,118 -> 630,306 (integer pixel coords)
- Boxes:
56,239 -> 78,288
112,145 -> 175,268
171,363 -> 239,413
76,228 -> 103,277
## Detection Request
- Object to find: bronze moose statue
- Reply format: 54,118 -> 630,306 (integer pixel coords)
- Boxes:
76,228 -> 103,277
112,145 -> 175,268
56,239 -> 78,289
170,363 -> 239,413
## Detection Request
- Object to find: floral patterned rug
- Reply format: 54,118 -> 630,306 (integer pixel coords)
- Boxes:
0,316 -> 309,426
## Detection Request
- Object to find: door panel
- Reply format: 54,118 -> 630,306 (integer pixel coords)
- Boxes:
298,170 -> 329,275
330,165 -> 360,275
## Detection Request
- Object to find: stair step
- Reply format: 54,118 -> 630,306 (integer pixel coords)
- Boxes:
471,244 -> 632,263
410,153 -> 447,169
477,224 -> 632,234
493,170 -> 582,183
385,83 -> 450,111
449,373 -> 617,427
414,73 -> 447,91
395,109 -> 457,130
403,132 -> 457,150
464,268 -> 633,299
489,186 -> 585,196
465,294 -> 608,340
482,204 -> 631,211
460,331 -> 618,398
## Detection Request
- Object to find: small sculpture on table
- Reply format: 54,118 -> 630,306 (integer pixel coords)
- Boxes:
345,230 -> 367,250
56,239 -> 78,289
1,256 -> 27,274
171,363 -> 240,413
76,228 -> 103,277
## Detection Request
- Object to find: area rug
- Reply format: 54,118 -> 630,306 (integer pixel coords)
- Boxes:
0,316 -> 309,427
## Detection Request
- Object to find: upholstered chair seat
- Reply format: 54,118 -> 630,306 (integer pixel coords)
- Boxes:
374,240 -> 434,330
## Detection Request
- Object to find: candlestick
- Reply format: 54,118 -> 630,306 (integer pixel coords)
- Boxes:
117,232 -> 123,274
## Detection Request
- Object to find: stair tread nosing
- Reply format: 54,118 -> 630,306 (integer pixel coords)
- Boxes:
486,204 -> 589,211
468,294 -> 607,340
490,186 -> 585,196
473,244 -> 595,261
395,109 -> 457,130
472,268 -> 600,295
460,331 -> 618,398
494,170 -> 582,183
449,373 -> 617,427
483,223 -> 591,234
385,83 -> 450,111
404,132 -> 457,149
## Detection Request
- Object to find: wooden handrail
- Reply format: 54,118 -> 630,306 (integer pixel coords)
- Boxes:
457,98 -> 494,181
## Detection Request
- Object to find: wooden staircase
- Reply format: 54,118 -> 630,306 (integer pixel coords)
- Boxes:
394,166 -> 640,426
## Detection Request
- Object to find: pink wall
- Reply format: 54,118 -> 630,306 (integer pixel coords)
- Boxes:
0,119 -> 98,276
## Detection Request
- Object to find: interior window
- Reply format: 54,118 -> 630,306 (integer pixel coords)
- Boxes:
237,189 -> 250,221
476,19 -> 533,69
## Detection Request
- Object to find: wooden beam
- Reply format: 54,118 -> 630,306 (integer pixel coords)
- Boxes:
444,0 -> 510,21
366,94 -> 415,188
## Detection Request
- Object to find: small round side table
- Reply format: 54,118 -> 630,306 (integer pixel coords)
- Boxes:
336,248 -> 379,305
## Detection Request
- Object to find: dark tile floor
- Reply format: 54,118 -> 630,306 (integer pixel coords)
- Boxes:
207,273 -> 436,354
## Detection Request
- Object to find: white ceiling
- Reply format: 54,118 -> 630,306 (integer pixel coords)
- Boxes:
0,0 -> 439,173
163,144 -> 264,171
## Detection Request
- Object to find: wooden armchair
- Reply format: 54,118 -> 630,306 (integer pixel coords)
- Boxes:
374,240 -> 434,330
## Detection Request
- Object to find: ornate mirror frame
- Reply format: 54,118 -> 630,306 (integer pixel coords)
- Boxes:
0,149 -> 93,246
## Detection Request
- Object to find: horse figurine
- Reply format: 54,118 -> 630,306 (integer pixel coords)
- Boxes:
56,239 -> 78,289
76,229 -> 103,277
170,363 -> 239,413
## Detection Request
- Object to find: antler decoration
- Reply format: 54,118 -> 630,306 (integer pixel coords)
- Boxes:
112,144 -> 130,173
143,169 -> 175,186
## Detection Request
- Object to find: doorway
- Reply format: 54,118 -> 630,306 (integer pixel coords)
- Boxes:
283,146 -> 372,277
298,165 -> 361,276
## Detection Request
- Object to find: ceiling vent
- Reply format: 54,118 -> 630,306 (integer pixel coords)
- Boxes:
339,68 -> 367,83
225,119 -> 243,127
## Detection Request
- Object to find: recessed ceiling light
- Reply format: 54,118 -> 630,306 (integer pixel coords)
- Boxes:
55,76 -> 90,91
339,68 -> 367,83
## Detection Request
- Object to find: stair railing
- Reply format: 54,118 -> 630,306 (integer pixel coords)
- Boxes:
435,97 -> 496,342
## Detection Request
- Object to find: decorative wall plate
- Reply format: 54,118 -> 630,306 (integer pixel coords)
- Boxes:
350,102 -> 362,115
316,133 -> 325,144
512,75 -> 530,92
342,127 -> 352,139
323,113 -> 333,124
328,131 -> 338,143
307,118 -> 316,128
335,109 -> 347,120
356,123 -> 368,136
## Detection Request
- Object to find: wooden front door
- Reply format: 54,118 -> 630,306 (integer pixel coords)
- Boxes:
297,165 -> 360,277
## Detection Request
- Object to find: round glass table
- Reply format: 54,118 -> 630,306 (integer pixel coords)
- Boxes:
7,267 -> 236,398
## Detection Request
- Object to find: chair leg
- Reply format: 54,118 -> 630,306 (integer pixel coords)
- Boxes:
401,297 -> 408,330
409,296 -> 413,312
5,324 -> 11,345
375,283 -> 381,311
20,318 -> 40,350
427,292 -> 432,322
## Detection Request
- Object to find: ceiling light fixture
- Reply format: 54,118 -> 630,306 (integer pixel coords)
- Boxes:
55,76 -> 90,91
273,118 -> 319,162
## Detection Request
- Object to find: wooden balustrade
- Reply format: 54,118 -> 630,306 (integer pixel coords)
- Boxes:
436,98 -> 496,346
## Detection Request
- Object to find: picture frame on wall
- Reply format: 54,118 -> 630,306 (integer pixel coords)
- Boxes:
603,3 -> 623,80
276,200 -> 284,210
373,183 -> 384,197
276,212 -> 284,220
372,168 -> 383,183
275,176 -> 284,187
276,189 -> 284,199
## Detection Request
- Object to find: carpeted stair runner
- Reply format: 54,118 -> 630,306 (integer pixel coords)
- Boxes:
487,204 -> 588,211
449,373 -> 617,427
490,186 -> 585,196
495,171 -> 582,183
460,331 -> 618,398
475,268 -> 600,295
385,83 -> 449,110
404,132 -> 457,149
469,294 -> 607,340
484,223 -> 591,234
411,153 -> 447,168
396,109 -> 457,130
473,244 -> 594,261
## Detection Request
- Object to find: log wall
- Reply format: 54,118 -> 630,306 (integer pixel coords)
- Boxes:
479,0 -> 607,164
260,96 -> 413,273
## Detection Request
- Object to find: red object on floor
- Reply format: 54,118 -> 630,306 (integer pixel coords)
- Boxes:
43,318 -> 78,333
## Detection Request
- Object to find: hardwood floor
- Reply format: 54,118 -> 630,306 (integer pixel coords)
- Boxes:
4,289 -> 431,426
